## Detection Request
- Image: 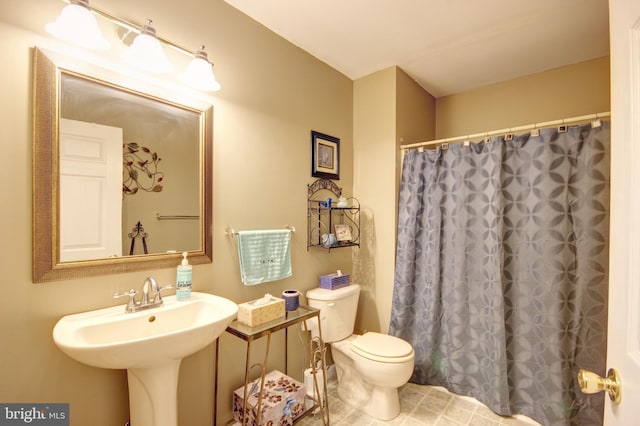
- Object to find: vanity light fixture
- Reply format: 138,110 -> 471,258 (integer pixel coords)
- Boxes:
46,1 -> 222,91
122,19 -> 172,73
180,46 -> 222,92
45,0 -> 110,50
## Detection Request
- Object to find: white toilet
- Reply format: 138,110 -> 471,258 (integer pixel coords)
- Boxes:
306,284 -> 415,421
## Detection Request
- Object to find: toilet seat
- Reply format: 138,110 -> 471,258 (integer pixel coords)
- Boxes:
351,332 -> 414,363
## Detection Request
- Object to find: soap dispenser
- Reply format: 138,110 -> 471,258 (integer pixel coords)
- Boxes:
176,251 -> 192,301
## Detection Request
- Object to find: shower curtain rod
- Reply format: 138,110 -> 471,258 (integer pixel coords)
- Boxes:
401,111 -> 611,150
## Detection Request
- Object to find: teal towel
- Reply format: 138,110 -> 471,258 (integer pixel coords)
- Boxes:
237,230 -> 292,285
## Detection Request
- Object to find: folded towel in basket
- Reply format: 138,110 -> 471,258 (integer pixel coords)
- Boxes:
237,230 -> 292,285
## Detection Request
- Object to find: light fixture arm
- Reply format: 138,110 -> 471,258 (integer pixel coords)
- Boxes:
70,0 -> 90,8
86,4 -> 204,62
194,45 -> 214,67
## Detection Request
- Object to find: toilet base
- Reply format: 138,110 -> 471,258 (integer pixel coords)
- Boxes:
332,341 -> 402,421
336,377 -> 400,421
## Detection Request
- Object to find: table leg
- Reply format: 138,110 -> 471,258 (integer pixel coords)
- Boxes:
303,318 -> 330,426
254,333 -> 272,426
241,338 -> 252,426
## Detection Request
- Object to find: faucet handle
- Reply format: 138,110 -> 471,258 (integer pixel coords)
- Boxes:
154,284 -> 174,303
114,289 -> 138,312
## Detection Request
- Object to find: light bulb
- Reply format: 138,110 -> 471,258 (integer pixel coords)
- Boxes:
122,20 -> 172,73
45,0 -> 110,50
180,46 -> 221,91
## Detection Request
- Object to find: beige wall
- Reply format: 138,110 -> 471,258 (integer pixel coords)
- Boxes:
395,68 -> 437,221
353,68 -> 396,334
353,67 -> 435,334
0,1 -> 353,425
436,56 -> 610,139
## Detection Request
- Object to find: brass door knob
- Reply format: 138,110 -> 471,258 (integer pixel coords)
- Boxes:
578,368 -> 621,404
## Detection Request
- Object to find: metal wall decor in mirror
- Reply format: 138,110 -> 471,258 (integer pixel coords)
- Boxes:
32,47 -> 213,282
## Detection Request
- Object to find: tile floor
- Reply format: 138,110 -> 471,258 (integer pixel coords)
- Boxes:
298,375 -> 542,426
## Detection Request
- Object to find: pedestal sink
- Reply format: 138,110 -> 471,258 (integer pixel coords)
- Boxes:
53,292 -> 238,426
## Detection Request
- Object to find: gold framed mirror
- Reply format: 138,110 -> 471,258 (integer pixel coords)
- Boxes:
32,47 -> 213,282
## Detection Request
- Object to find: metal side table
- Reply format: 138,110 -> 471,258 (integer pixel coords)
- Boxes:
215,306 -> 329,426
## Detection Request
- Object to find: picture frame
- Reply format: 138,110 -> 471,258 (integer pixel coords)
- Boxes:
334,224 -> 352,242
311,130 -> 340,180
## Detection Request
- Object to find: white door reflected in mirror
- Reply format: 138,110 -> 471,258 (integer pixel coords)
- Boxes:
60,118 -> 123,261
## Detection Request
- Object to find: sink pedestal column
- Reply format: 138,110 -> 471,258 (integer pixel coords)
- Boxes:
127,360 -> 182,426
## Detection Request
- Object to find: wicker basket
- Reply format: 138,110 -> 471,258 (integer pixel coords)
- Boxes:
319,273 -> 350,290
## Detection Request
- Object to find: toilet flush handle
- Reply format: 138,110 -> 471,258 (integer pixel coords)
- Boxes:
327,302 -> 335,307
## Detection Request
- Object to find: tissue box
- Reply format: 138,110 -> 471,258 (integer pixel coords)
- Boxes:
319,273 -> 350,290
233,370 -> 306,426
237,296 -> 285,327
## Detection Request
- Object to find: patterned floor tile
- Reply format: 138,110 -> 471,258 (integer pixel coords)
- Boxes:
299,377 -> 542,426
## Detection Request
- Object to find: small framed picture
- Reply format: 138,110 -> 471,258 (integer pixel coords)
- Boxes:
311,130 -> 340,180
334,224 -> 352,242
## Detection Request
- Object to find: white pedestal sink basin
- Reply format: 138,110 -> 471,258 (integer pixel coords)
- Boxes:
53,292 -> 238,426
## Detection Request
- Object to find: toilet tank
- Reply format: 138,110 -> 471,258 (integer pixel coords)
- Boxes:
306,284 -> 360,343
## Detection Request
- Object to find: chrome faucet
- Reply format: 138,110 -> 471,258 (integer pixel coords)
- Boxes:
113,277 -> 173,313
141,276 -> 158,305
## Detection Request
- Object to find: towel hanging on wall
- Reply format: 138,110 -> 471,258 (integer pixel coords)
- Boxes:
237,230 -> 292,285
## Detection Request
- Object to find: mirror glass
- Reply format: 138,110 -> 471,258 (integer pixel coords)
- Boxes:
33,47 -> 213,282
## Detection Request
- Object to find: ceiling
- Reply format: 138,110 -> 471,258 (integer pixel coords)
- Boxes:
224,0 -> 610,97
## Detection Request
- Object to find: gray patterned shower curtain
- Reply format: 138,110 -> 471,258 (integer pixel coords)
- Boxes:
389,123 -> 610,426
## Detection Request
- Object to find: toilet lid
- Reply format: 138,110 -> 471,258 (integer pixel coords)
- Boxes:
352,332 -> 413,359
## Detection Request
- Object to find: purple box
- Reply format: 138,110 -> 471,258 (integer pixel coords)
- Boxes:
319,273 -> 350,290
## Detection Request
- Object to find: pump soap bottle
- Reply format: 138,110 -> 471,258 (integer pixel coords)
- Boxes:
176,251 -> 192,301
